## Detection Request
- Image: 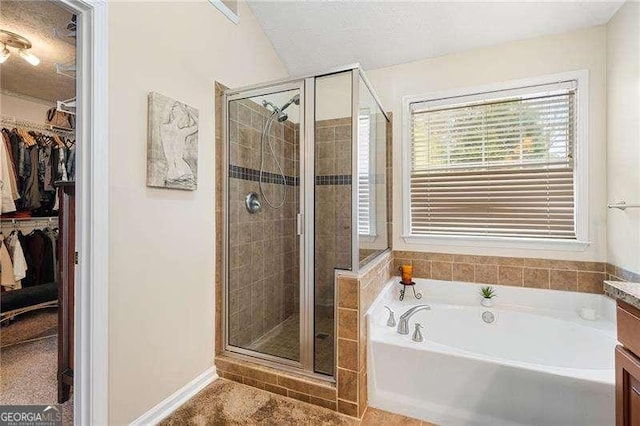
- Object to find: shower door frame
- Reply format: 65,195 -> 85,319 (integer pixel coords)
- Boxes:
223,79 -> 316,374
222,64 -> 389,380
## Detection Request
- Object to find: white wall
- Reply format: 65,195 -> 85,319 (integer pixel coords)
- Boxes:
606,1 -> 640,275
367,26 -> 607,261
107,1 -> 287,423
0,93 -> 54,123
316,71 -> 352,121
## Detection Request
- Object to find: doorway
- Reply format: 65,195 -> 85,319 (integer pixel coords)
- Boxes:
0,1 -> 108,424
0,1 -> 77,422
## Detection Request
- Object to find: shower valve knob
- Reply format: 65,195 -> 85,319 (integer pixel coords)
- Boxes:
245,192 -> 262,214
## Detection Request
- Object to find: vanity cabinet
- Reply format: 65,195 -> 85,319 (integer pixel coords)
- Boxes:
616,300 -> 640,426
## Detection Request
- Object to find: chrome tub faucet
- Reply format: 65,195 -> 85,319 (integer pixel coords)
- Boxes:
397,304 -> 431,335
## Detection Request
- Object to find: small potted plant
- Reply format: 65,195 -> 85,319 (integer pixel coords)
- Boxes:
480,286 -> 497,307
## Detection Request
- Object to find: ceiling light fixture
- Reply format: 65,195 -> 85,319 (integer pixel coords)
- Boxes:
18,48 -> 40,66
0,43 -> 10,64
0,29 -> 39,66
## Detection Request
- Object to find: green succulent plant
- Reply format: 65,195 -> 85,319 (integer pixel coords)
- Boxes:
480,286 -> 497,299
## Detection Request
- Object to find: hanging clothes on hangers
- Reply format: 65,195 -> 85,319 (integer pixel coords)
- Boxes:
19,228 -> 54,288
0,236 -> 21,291
4,231 -> 27,286
43,226 -> 59,278
0,131 -> 18,214
0,115 -> 75,218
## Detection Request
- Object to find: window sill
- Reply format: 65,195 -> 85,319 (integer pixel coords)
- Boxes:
401,234 -> 591,252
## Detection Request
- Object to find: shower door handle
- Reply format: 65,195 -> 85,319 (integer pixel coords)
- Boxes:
297,213 -> 303,236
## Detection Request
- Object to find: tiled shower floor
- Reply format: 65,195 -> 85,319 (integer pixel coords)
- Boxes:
252,309 -> 335,375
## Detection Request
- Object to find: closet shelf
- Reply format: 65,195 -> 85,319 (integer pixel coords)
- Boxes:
1,115 -> 75,136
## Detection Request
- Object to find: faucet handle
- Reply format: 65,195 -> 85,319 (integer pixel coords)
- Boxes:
412,323 -> 424,342
384,306 -> 396,327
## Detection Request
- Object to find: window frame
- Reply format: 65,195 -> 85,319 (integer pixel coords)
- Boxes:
401,70 -> 590,251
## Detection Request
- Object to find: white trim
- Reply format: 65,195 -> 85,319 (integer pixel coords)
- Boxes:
209,0 -> 239,25
402,234 -> 590,252
56,0 -> 110,424
401,70 -> 590,252
130,367 -> 218,426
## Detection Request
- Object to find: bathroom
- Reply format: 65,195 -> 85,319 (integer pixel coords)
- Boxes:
181,1 -> 639,424
1,1 -> 637,425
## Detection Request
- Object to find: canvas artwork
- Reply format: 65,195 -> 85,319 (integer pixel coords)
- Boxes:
147,92 -> 199,190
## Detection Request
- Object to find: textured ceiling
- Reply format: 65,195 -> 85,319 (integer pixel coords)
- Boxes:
0,0 -> 75,103
248,1 -> 625,75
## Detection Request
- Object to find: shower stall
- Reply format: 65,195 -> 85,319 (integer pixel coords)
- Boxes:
222,64 -> 389,379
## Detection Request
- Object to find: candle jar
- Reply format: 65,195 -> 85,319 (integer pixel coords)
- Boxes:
400,264 -> 413,284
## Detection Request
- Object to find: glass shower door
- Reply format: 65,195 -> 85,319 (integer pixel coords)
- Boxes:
226,83 -> 304,366
313,71 -> 353,376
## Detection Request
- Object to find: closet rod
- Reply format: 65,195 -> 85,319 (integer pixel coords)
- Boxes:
0,114 -> 75,136
1,216 -> 58,223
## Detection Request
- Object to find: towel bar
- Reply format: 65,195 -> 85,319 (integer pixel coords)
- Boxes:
607,201 -> 640,210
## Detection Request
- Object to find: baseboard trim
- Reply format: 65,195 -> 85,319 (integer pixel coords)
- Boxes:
130,366 -> 218,425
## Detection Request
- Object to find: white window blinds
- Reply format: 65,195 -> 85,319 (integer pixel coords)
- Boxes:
358,113 -> 373,235
409,81 -> 577,240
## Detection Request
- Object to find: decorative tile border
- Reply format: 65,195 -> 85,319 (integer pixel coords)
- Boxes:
315,175 -> 352,185
229,164 -> 298,186
229,164 -> 353,187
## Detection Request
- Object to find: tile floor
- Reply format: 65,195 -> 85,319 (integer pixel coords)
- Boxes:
161,378 -> 434,425
252,309 -> 334,376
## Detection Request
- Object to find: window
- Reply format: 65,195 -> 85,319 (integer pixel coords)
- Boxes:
358,111 -> 376,238
403,73 -> 588,249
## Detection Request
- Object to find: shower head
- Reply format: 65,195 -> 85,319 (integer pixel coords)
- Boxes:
275,94 -> 300,122
262,94 -> 300,122
281,94 -> 300,112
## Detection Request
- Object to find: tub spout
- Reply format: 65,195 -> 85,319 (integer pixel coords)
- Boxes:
397,305 -> 431,335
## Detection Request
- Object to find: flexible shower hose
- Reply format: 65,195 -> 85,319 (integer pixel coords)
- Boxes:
259,112 -> 287,209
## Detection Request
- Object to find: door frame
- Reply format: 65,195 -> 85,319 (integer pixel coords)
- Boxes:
223,80 -> 320,374
55,0 -> 109,424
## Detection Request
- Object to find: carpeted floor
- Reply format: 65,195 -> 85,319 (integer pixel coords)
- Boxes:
0,311 -> 73,425
161,379 -> 433,426
162,379 -> 354,426
1,308 -> 58,348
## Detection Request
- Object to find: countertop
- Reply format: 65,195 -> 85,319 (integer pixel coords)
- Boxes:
604,280 -> 640,311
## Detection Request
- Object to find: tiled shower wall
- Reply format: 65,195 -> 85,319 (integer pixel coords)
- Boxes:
227,99 -> 299,347
315,117 -> 352,307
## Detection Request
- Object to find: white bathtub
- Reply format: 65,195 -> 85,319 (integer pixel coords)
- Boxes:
367,278 -> 617,426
